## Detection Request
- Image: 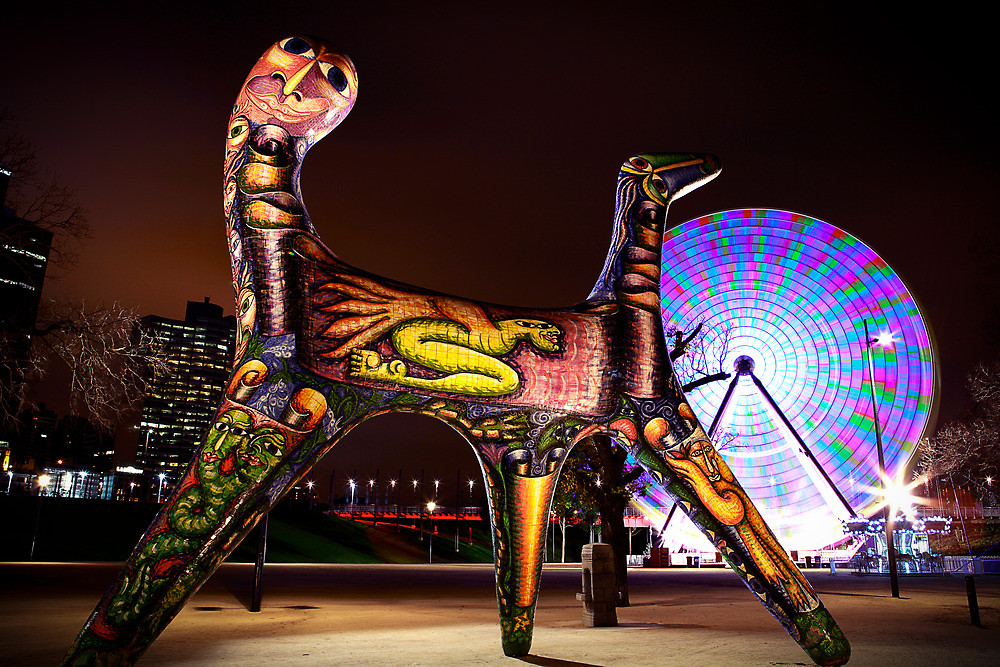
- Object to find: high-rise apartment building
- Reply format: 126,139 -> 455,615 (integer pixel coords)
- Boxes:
136,299 -> 235,471
1,167 -> 53,468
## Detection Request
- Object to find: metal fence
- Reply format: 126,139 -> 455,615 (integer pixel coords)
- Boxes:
943,556 -> 1000,575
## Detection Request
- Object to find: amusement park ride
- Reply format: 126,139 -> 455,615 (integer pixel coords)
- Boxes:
639,209 -> 938,556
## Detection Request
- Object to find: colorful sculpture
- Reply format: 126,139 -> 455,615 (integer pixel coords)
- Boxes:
62,37 -> 850,665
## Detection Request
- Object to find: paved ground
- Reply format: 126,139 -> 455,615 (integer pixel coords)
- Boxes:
1,562 -> 997,666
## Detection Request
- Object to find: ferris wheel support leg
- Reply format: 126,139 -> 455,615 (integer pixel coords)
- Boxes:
630,397 -> 850,665
749,373 -> 858,520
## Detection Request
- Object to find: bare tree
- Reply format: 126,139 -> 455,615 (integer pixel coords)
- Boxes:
35,301 -> 168,430
918,360 -> 1000,505
666,320 -> 733,392
2,301 -> 167,432
1,116 -> 160,434
1,111 -> 91,278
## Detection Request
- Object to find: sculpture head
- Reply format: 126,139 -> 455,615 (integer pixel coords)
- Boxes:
619,153 -> 721,206
230,36 -> 358,147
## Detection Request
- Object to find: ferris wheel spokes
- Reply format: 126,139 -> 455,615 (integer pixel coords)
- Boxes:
707,355 -> 857,522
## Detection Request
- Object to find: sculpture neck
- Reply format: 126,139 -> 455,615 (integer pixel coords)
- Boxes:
587,170 -> 668,313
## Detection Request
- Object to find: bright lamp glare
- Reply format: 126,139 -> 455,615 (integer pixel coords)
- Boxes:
867,473 -> 933,518
875,331 -> 895,347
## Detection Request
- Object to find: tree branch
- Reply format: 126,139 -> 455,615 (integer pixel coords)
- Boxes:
682,371 -> 731,393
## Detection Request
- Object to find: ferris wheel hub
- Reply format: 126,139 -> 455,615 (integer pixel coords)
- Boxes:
734,355 -> 756,376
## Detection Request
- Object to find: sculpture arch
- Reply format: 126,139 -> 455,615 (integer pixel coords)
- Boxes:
63,36 -> 850,666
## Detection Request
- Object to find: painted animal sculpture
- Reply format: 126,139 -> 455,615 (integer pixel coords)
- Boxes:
62,36 -> 850,666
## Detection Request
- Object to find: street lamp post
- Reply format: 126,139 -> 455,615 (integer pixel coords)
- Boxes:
413,479 -> 422,540
157,473 -> 167,503
306,480 -> 315,511
468,478 -> 476,544
389,478 -> 398,532
427,501 -> 436,563
30,474 -> 51,560
454,469 -> 461,552
864,319 -> 900,598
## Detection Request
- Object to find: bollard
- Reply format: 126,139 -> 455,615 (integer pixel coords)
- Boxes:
965,575 -> 981,626
250,513 -> 269,612
576,543 -> 618,627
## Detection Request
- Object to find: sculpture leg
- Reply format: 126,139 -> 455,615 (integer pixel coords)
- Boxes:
61,380 -> 333,666
631,400 -> 850,666
478,446 -> 560,657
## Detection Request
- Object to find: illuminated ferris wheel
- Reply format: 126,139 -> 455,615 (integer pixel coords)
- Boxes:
657,209 -> 938,550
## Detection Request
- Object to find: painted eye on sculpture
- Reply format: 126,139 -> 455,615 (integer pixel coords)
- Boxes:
230,427 -> 248,437
214,422 -> 229,432
264,441 -> 282,457
279,37 -> 314,58
630,157 -> 649,170
651,176 -> 668,194
317,61 -> 349,93
227,118 -> 249,147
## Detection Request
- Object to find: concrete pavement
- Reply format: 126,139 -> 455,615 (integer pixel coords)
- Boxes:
1,562 -> 996,665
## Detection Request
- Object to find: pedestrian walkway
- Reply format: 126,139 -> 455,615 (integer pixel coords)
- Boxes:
1,562 -> 996,665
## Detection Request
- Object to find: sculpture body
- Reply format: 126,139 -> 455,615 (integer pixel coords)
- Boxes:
63,36 -> 850,666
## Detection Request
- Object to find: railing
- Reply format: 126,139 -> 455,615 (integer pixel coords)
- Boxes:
943,556 -> 1000,575
930,505 -> 1000,520
623,506 -> 672,517
327,504 -> 482,519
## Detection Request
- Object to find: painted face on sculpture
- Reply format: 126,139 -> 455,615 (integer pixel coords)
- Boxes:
202,409 -> 287,484
235,285 -> 256,361
512,319 -> 562,353
236,36 -> 358,142
224,116 -> 252,173
685,440 -> 723,482
622,155 -> 670,205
